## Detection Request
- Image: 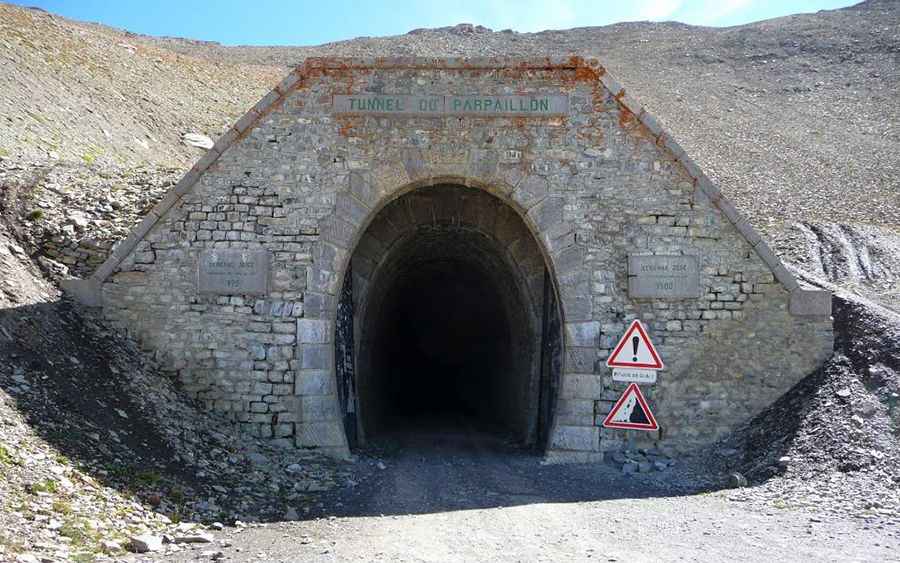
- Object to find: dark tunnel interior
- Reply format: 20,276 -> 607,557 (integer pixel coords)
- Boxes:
335,185 -> 562,451
356,227 -> 540,446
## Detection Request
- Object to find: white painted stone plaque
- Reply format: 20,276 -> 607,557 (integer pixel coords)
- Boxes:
198,249 -> 270,295
612,367 -> 658,384
628,255 -> 700,298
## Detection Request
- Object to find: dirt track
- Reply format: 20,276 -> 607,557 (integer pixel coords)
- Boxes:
161,424 -> 899,562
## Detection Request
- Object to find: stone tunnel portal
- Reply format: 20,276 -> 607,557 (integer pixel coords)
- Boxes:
334,185 -> 563,451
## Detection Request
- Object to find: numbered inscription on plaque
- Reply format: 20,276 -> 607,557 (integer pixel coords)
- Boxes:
198,249 -> 270,295
627,255 -> 700,298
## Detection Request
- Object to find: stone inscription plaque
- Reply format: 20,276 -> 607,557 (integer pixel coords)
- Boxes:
333,94 -> 568,116
198,249 -> 270,295
628,255 -> 700,299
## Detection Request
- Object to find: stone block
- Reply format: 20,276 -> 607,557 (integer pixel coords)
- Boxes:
296,421 -> 346,448
789,289 -> 832,317
565,321 -> 600,348
512,175 -> 548,210
561,374 -> 604,399
61,278 -> 102,307
299,344 -> 333,370
302,395 -> 340,421
295,369 -> 333,396
297,319 -> 332,344
551,425 -> 599,451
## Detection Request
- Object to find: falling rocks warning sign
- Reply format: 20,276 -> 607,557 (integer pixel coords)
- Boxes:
601,383 -> 659,431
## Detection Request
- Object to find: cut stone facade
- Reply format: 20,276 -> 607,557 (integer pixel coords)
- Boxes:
65,57 -> 833,460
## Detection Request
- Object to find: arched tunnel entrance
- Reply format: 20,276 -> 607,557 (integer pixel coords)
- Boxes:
334,185 -> 563,452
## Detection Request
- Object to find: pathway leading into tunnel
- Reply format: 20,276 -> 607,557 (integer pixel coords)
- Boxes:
161,427 -> 897,562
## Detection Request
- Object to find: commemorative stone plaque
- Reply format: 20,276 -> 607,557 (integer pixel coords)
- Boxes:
198,249 -> 270,295
333,94 -> 568,116
628,255 -> 700,298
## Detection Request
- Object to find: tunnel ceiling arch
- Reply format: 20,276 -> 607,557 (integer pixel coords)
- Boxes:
77,57 -> 833,461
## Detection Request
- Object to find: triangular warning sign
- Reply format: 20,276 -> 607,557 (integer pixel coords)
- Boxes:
606,319 -> 664,370
601,383 -> 659,431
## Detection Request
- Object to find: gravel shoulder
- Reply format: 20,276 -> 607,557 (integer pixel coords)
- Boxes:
158,426 -> 899,563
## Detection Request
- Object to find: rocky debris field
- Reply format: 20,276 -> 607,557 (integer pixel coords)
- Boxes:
0,212 -> 349,561
688,294 -> 900,520
1,157 -> 181,279
773,222 -> 900,312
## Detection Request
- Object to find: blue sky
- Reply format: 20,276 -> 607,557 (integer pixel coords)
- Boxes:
11,0 -> 858,46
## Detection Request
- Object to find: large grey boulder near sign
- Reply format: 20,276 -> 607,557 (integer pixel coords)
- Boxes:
63,57 -> 834,462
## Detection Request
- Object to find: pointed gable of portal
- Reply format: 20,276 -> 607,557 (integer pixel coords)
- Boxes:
65,57 -> 828,318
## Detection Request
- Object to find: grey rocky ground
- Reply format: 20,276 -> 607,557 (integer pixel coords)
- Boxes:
153,427 -> 899,563
1,0 -> 900,561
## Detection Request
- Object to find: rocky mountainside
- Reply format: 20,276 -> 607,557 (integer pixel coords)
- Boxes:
0,1 -> 899,559
2,0 -> 898,307
0,4 -> 283,168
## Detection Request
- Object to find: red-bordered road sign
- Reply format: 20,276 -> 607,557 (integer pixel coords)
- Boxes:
601,382 -> 659,431
606,319 -> 664,370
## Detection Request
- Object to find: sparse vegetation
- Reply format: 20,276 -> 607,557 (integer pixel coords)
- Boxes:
0,444 -> 14,465
81,147 -> 103,165
134,469 -> 162,487
26,209 -> 43,221
29,478 -> 59,494
52,499 -> 73,515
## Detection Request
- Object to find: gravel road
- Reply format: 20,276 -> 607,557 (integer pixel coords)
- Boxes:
160,422 -> 899,562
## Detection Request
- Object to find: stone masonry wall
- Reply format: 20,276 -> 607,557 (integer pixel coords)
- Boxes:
96,59 -> 833,459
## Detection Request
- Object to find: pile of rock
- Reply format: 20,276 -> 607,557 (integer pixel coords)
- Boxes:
0,283 -> 348,561
1,159 -> 179,279
609,448 -> 676,474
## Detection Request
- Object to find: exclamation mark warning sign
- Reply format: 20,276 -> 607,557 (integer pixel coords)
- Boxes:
606,320 -> 664,370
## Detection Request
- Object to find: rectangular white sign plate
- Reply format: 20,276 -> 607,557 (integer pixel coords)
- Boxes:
198,249 -> 270,295
612,367 -> 658,384
627,254 -> 700,299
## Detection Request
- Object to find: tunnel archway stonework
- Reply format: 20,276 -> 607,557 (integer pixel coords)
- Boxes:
74,58 -> 834,461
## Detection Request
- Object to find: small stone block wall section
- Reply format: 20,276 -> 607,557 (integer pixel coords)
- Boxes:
95,58 -> 833,460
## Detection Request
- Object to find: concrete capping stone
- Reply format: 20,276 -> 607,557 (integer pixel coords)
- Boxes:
753,239 -> 800,291
252,90 -> 283,118
190,146 -> 221,175
789,289 -> 833,316
733,218 -> 761,247
695,176 -> 722,203
150,190 -> 181,218
637,109 -> 663,139
60,278 -> 102,307
598,74 -> 624,99
303,56 -> 582,71
174,170 -> 201,195
662,137 -> 689,164
212,127 -> 239,155
716,195 -> 742,225
233,108 -> 261,134
275,70 -> 302,95
678,154 -> 704,181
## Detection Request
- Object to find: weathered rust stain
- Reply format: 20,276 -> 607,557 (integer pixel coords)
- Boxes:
618,105 -> 636,129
